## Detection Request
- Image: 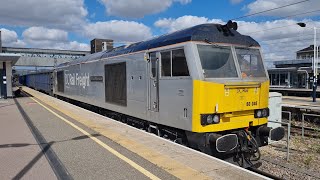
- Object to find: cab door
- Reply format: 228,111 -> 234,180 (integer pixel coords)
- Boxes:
147,52 -> 159,112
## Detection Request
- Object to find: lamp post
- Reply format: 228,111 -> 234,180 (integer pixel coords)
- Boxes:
312,27 -> 318,102
297,23 -> 318,102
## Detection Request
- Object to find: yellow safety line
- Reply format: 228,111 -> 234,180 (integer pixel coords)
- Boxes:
29,96 -> 161,180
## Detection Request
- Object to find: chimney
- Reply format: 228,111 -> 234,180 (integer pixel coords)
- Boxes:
90,39 -> 113,54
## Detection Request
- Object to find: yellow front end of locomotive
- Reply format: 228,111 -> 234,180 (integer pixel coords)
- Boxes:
192,80 -> 269,132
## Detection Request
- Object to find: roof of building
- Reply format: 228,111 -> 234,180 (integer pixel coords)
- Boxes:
2,46 -> 90,55
59,23 -> 260,67
273,59 -> 313,65
297,45 -> 316,53
0,53 -> 21,65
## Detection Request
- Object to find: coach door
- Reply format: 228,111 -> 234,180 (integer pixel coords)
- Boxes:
147,52 -> 159,112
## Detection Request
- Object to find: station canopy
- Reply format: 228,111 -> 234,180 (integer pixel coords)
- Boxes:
0,53 -> 21,65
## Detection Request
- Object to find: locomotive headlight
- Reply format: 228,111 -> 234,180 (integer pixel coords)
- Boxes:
201,114 -> 220,125
262,108 -> 268,117
206,115 -> 213,124
255,110 -> 262,118
254,108 -> 269,118
213,115 -> 220,123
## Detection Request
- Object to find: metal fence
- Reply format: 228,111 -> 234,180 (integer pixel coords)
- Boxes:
274,111 -> 320,161
268,111 -> 291,161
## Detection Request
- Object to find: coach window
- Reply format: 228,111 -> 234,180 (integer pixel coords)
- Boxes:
172,49 -> 189,76
161,51 -> 171,76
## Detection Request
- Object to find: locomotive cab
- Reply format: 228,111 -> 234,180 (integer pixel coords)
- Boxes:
188,42 -> 285,166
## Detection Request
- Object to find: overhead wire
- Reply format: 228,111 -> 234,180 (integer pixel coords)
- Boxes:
259,34 -> 314,46
227,0 -> 319,63
231,0 -> 310,20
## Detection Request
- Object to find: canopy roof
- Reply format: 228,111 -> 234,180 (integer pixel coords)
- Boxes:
0,53 -> 21,65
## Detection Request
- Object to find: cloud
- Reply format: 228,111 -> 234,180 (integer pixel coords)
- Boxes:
0,0 -> 88,30
49,41 -> 90,51
154,15 -> 224,32
23,27 -> 68,43
83,20 -> 153,42
22,27 -> 89,51
154,15 -> 320,66
237,19 -> 320,62
99,0 -> 191,18
245,0 -> 320,17
0,28 -> 26,47
1,27 -> 89,51
230,0 -> 243,5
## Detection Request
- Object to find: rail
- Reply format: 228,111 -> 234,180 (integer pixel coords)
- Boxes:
301,113 -> 320,139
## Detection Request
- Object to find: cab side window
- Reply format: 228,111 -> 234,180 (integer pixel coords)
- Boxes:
161,51 -> 171,76
172,49 -> 189,76
161,48 -> 189,77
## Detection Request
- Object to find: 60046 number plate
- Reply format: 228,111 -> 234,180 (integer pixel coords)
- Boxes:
246,101 -> 258,106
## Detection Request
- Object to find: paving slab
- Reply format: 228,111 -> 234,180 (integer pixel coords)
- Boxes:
0,98 -> 57,180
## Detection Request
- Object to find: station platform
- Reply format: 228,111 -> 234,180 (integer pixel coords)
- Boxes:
0,87 -> 267,180
282,96 -> 320,110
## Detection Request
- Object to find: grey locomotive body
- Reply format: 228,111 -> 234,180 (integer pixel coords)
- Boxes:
54,43 -> 194,131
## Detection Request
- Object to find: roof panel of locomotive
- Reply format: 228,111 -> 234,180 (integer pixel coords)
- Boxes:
62,23 -> 260,67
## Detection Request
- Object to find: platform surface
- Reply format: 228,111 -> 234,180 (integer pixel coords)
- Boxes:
0,98 -> 57,180
0,87 -> 267,180
282,96 -> 320,110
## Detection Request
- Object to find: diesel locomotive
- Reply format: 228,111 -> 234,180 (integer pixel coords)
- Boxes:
24,22 -> 285,167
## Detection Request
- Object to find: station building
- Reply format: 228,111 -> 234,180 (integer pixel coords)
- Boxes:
268,45 -> 320,89
0,31 -> 20,98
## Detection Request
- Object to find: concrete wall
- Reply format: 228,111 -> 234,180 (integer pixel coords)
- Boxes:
6,61 -> 12,97
0,61 -> 13,98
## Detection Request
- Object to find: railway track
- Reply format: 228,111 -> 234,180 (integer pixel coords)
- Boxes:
248,167 -> 283,180
283,123 -> 320,138
259,157 -> 320,180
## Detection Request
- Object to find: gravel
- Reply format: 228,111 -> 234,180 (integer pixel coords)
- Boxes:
259,134 -> 320,180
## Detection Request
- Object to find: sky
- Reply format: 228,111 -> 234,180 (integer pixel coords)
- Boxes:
0,0 -> 320,67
